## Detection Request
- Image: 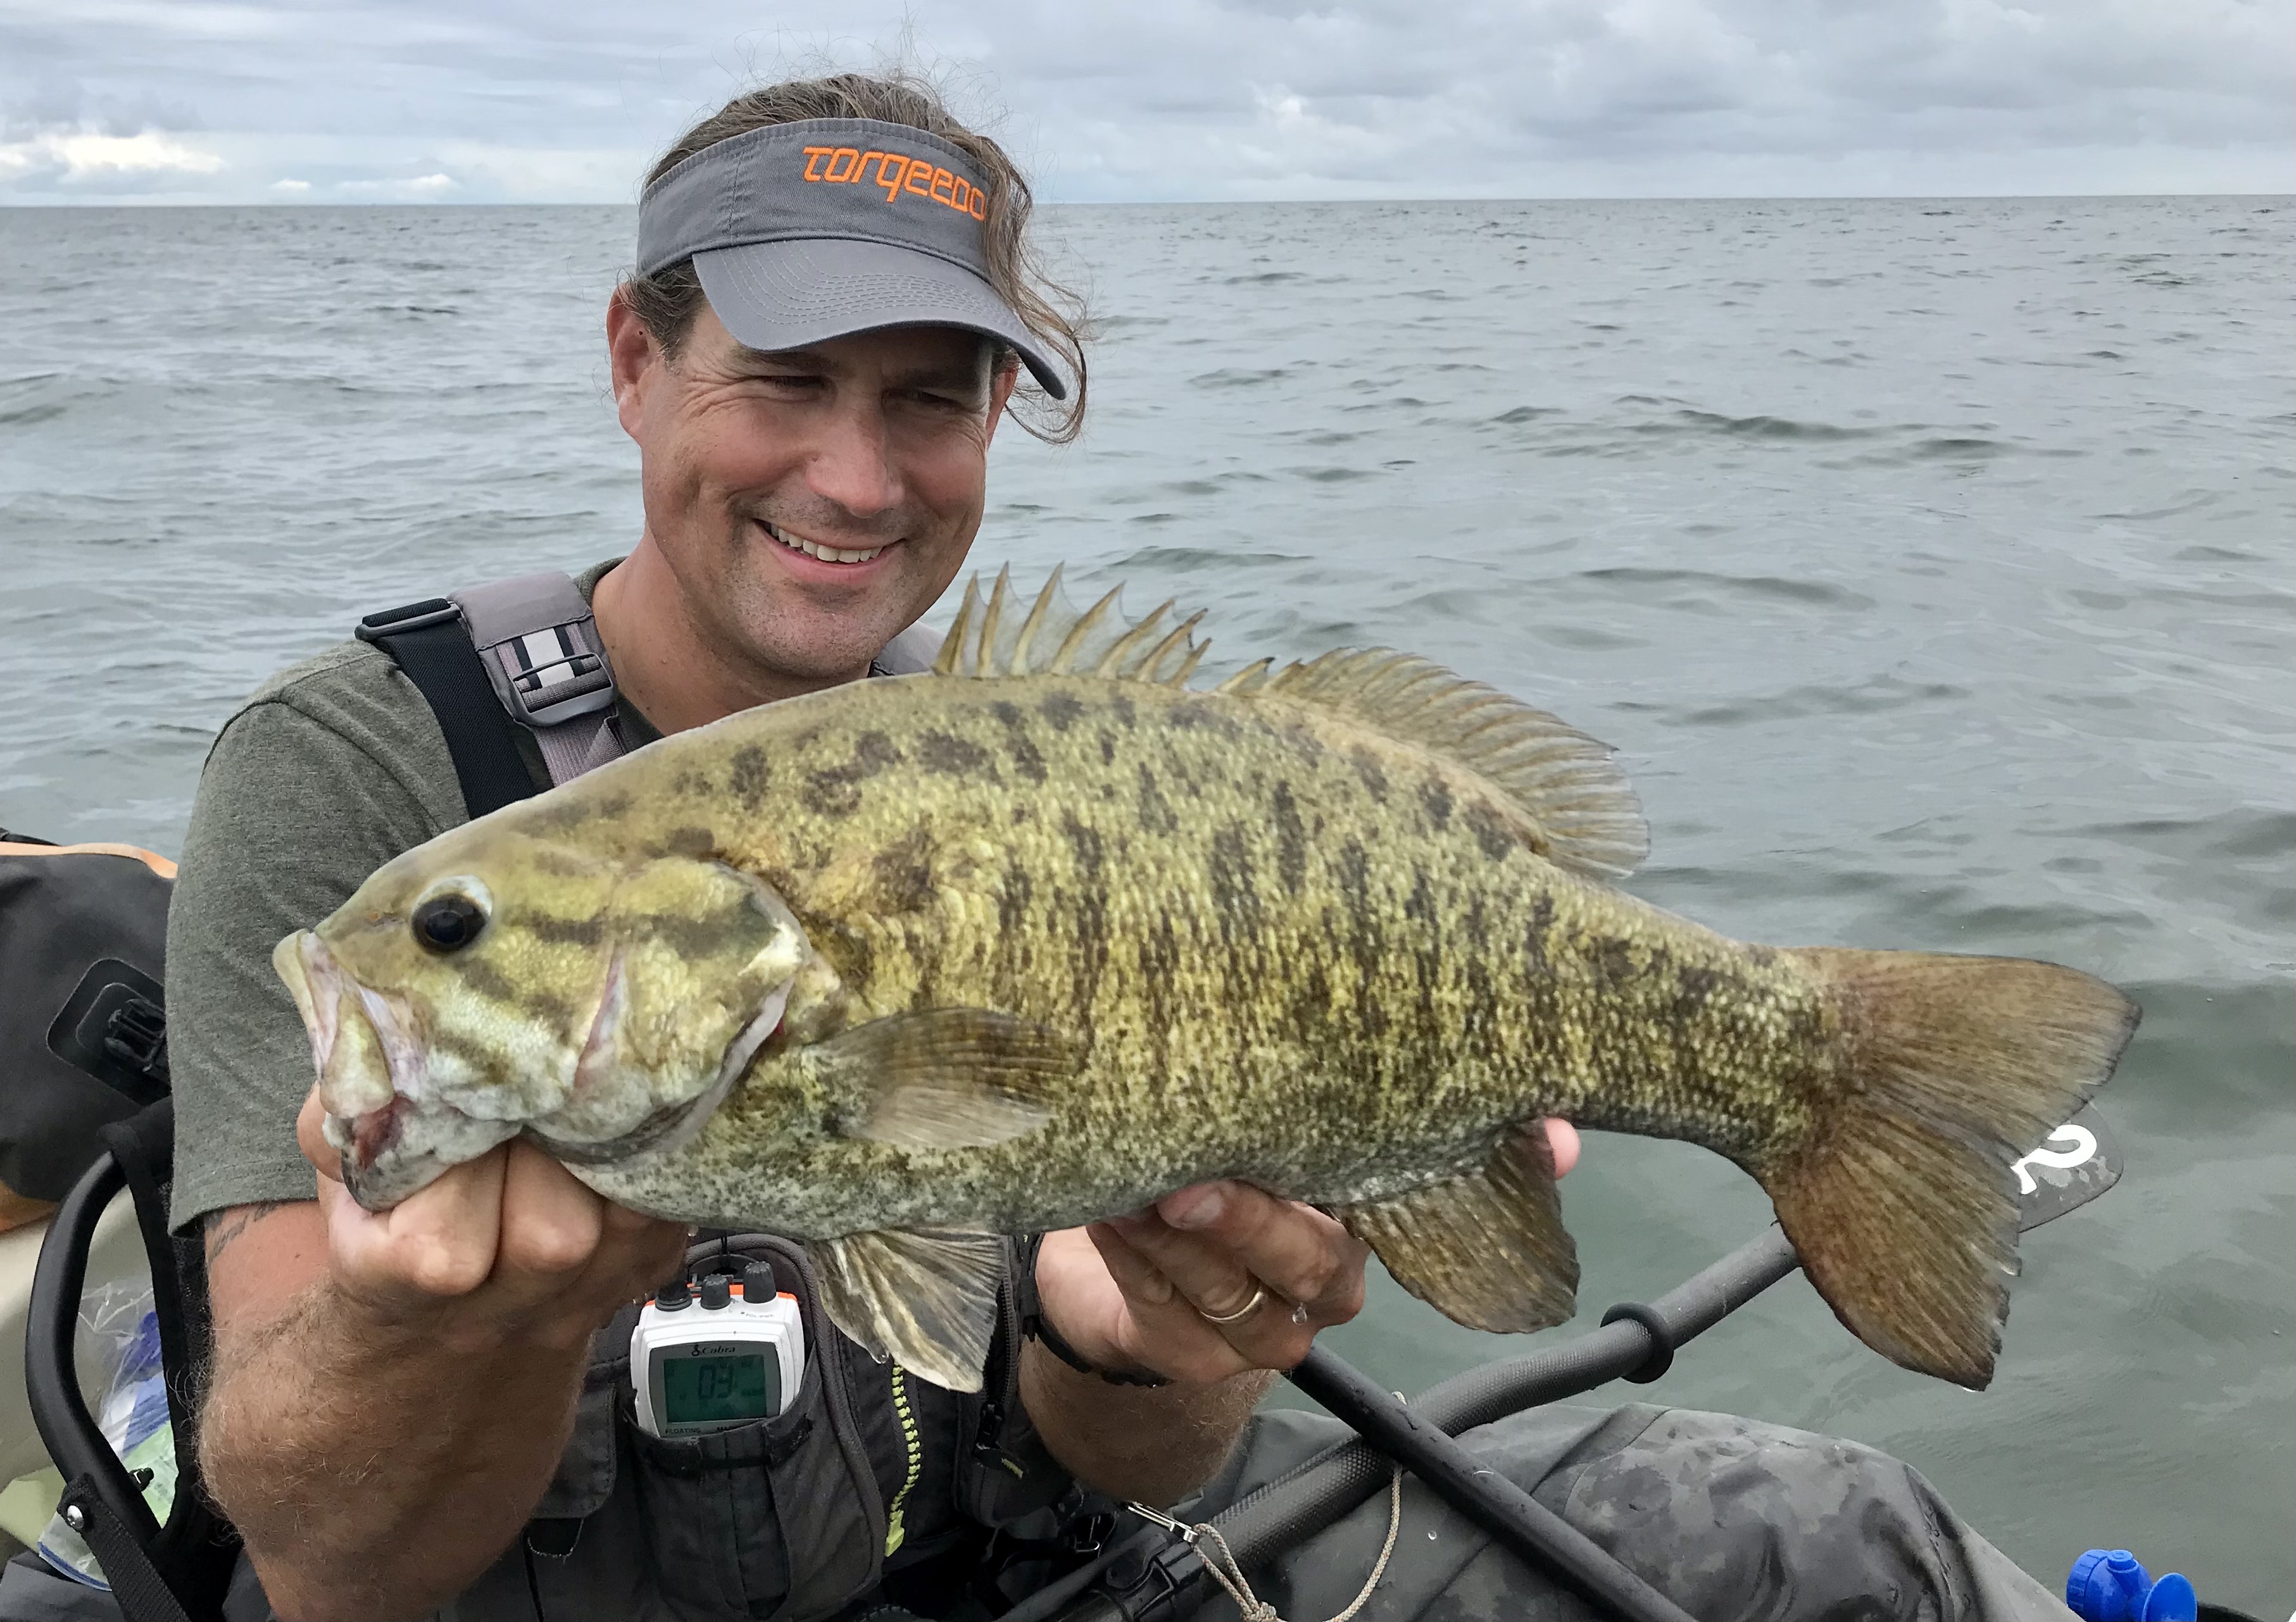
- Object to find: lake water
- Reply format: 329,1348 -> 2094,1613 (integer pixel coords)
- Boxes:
1,196 -> 2288,1610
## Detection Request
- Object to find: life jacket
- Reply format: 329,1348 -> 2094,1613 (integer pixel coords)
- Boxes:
350,573 -> 1086,1621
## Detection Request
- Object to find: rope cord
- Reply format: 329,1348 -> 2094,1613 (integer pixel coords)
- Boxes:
1129,1465 -> 1403,1622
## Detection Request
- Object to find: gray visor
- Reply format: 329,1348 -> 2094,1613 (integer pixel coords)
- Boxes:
636,118 -> 1065,398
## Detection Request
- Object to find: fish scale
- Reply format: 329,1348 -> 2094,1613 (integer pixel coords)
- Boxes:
275,569 -> 2137,1395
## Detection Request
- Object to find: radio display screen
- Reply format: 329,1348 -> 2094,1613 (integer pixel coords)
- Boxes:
662,1352 -> 775,1425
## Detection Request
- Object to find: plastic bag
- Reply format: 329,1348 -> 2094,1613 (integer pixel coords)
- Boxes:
35,1275 -> 177,1589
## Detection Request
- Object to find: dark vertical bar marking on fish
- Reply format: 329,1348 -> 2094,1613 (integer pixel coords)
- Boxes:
989,861 -> 1032,1012
1334,837 -> 1389,1040
1522,894 -> 1554,975
1465,802 -> 1516,862
1060,811 -> 1110,1031
1350,747 -> 1390,802
917,730 -> 993,777
1138,909 -> 1181,1087
1272,779 -> 1307,896
729,745 -> 770,805
1207,824 -> 1262,952
1136,763 -> 1177,834
991,702 -> 1049,783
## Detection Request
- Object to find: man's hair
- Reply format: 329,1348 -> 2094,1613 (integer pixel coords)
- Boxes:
620,73 -> 1088,443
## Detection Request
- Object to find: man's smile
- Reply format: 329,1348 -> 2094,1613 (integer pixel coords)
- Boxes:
758,516 -> 892,566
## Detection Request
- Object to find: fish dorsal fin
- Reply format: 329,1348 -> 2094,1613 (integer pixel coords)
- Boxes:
1258,649 -> 1648,882
934,566 -> 1211,687
936,571 -> 1645,881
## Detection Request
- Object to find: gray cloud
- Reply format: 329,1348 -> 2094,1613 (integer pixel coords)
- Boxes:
1,0 -> 2286,203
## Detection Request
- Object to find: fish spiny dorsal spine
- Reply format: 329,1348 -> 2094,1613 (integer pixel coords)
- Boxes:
931,570 -> 1646,880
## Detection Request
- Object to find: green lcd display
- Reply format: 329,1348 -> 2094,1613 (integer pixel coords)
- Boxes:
662,1352 -> 775,1425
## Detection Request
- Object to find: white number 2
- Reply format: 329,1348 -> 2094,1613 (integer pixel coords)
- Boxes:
2012,1123 -> 2098,1195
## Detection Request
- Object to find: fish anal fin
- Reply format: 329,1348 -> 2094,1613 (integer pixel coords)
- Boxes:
1338,1126 -> 1578,1334
936,571 -> 1214,688
1764,947 -> 2139,1390
811,1229 -> 1005,1393
1260,650 -> 1648,882
808,1008 -> 1074,1150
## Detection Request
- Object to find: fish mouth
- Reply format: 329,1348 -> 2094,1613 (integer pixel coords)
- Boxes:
274,928 -> 515,1207
271,930 -> 796,1207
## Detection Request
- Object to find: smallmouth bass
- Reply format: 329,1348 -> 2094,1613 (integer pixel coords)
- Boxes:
275,570 -> 2137,1392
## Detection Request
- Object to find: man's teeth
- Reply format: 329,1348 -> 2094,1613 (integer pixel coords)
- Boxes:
764,522 -> 884,565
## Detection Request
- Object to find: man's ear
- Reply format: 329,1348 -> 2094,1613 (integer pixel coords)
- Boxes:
606,290 -> 662,440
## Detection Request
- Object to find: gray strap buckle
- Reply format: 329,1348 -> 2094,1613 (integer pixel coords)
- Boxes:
452,573 -> 618,730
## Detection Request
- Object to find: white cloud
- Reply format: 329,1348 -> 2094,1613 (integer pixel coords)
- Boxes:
336,170 -> 460,197
0,125 -> 224,182
0,0 -> 2288,203
268,175 -> 308,192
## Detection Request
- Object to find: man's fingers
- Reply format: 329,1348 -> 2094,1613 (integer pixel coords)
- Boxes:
296,1087 -> 342,1183
1145,1181 -> 1367,1324
1103,1183 -> 1368,1373
1082,1221 -> 1176,1309
491,1142 -> 606,1294
1546,1118 -> 1581,1178
1083,1221 -> 1253,1385
325,1144 -> 506,1306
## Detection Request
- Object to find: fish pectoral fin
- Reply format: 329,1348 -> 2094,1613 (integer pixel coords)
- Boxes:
1336,1125 -> 1578,1334
810,1228 -> 1007,1394
810,1009 -> 1074,1150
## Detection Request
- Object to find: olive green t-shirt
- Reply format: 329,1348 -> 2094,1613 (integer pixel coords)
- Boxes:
165,561 -> 662,1232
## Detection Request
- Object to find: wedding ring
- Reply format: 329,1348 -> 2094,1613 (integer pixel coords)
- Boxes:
1197,1284 -> 1269,1325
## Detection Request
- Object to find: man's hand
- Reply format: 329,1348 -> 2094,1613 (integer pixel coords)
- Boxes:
199,1093 -> 687,1621
291,1087 -> 687,1356
1043,1118 -> 1581,1384
1019,1120 -> 1579,1505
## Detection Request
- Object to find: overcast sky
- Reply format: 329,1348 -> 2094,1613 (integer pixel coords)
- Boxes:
2,0 -> 2288,204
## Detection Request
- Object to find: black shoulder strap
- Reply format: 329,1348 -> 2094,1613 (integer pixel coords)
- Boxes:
97,1101 -> 244,1617
356,599 -> 546,819
54,1482 -> 195,1622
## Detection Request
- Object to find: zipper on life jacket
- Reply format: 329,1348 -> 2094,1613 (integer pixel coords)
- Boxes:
883,1364 -> 923,1556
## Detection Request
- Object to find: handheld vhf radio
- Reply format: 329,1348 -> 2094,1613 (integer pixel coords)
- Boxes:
631,1263 -> 805,1439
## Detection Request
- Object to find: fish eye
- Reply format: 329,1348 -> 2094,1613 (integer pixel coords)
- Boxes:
411,892 -> 487,953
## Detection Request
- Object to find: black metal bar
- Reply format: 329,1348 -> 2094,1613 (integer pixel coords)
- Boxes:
26,1150 -> 162,1547
1209,1226 -> 1803,1568
1010,1225 -> 1805,1622
1286,1345 -> 1703,1622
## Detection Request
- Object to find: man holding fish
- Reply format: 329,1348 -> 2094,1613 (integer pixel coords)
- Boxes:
163,72 -> 2106,1622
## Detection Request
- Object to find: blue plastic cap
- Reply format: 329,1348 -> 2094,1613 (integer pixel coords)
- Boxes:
2142,1573 -> 2197,1622
2064,1550 -> 2199,1622
2067,1550 -> 2147,1621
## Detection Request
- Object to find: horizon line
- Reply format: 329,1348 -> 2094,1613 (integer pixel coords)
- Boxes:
3,189 -> 2288,209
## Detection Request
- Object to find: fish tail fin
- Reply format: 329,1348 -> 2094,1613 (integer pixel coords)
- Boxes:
1762,948 -> 2138,1389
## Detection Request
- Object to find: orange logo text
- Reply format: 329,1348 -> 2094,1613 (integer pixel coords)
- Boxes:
801,146 -> 988,219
